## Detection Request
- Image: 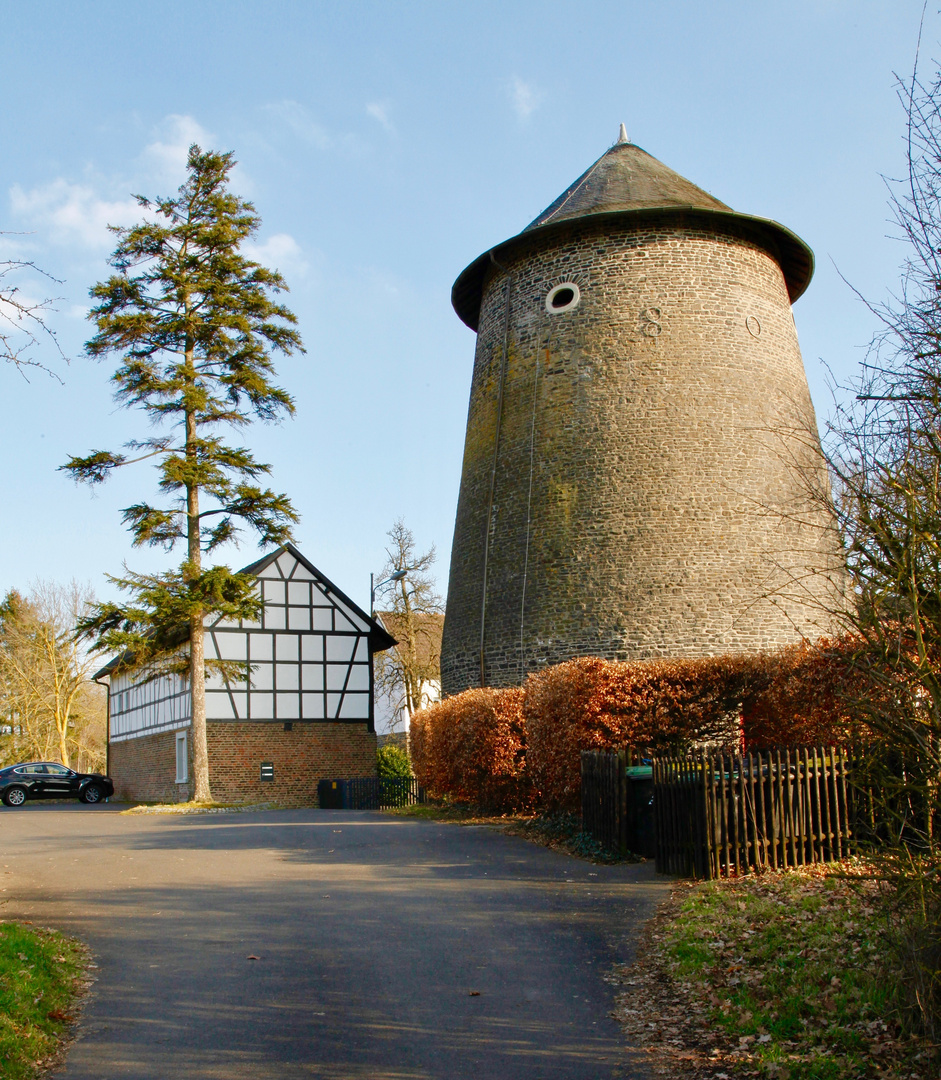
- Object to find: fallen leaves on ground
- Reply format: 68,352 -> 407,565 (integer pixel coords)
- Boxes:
610,861 -> 937,1079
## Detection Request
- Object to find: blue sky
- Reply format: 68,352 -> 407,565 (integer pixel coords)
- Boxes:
0,0 -> 933,612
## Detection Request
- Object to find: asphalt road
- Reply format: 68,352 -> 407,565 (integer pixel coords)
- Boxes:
0,805 -> 670,1080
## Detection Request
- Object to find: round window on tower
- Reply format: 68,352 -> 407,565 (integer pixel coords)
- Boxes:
545,282 -> 581,314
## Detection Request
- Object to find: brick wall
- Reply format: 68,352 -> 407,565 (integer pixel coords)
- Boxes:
109,722 -> 376,806
109,729 -> 191,803
206,722 -> 376,806
442,214 -> 846,694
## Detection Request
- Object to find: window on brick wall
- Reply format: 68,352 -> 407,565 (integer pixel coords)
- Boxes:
175,732 -> 188,784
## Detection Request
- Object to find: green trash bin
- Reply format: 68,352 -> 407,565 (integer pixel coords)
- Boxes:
625,765 -> 656,858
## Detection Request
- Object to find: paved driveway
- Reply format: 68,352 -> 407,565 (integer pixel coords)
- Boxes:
0,806 -> 669,1079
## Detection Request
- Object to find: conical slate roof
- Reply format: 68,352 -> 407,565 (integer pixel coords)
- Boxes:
451,131 -> 814,330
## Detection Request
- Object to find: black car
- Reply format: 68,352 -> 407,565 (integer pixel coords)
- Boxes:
0,762 -> 114,807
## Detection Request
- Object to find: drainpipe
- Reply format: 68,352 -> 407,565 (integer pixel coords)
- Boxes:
94,674 -> 110,780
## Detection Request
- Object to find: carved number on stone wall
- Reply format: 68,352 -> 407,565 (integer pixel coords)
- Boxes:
641,307 -> 662,337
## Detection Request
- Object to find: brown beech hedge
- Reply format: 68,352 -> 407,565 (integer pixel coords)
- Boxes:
410,641 -> 873,812
409,687 -> 527,807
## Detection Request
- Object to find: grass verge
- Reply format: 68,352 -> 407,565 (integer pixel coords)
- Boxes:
612,861 -> 936,1079
0,921 -> 90,1079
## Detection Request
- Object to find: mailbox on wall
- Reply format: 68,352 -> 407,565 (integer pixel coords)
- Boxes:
260,762 -> 274,781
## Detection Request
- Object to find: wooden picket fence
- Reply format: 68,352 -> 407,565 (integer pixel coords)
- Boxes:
654,747 -> 853,878
580,748 -> 656,857
580,746 -> 854,877
580,748 -> 628,854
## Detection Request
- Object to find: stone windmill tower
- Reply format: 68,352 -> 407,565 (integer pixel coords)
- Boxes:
441,127 -> 844,695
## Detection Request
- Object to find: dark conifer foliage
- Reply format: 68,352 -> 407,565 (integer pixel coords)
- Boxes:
62,146 -> 304,800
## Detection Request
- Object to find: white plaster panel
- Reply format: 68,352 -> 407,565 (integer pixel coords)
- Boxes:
276,634 -> 299,661
215,632 -> 247,660
264,605 -> 286,630
334,599 -> 370,633
264,579 -> 286,603
251,663 -> 274,691
326,637 -> 355,662
301,664 -> 324,690
326,665 -> 349,691
206,691 -> 235,719
302,692 -> 325,719
276,663 -> 300,691
205,669 -> 225,690
250,693 -> 274,719
339,693 -> 370,719
346,664 -> 370,691
276,693 -> 299,719
288,607 -> 311,631
249,634 -> 273,660
312,609 -> 333,631
288,581 -> 309,604
301,635 -> 324,661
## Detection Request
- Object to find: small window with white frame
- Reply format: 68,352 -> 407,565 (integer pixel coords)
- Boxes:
175,731 -> 188,784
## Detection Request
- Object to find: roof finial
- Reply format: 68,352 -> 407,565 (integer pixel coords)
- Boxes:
617,122 -> 630,144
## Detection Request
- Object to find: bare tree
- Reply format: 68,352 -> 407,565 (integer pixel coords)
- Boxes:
818,41 -> 941,1044
0,242 -> 66,380
0,582 -> 106,769
373,521 -> 444,732
822,52 -> 941,842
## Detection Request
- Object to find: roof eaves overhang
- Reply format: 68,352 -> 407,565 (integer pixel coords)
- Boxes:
451,206 -> 814,331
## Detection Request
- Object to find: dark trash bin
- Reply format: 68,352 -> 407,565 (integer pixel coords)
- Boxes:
317,778 -> 347,809
625,765 -> 656,858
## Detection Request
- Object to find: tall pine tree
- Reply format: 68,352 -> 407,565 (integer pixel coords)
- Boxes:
63,145 -> 303,801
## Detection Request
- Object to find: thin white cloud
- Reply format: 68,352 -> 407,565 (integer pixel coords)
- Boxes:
137,114 -> 215,186
9,179 -> 142,250
509,76 -> 543,121
245,233 -> 308,279
366,101 -> 395,135
262,101 -> 333,149
7,113 -> 221,252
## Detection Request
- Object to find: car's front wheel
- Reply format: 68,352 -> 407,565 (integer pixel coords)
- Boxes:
80,784 -> 102,804
3,786 -> 27,807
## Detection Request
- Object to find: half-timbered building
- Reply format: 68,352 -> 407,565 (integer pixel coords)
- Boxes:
96,544 -> 395,805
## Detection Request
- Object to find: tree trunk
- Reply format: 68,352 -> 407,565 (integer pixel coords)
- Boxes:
186,393 -> 212,802
58,721 -> 70,769
190,609 -> 210,801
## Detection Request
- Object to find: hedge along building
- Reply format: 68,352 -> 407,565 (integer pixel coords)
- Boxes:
441,127 -> 846,695
96,544 -> 395,805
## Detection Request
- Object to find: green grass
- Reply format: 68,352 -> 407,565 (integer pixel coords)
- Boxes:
662,864 -> 926,1078
0,921 -> 88,1079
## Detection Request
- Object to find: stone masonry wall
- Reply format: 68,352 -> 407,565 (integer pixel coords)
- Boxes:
109,722 -> 376,806
442,213 -> 846,694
